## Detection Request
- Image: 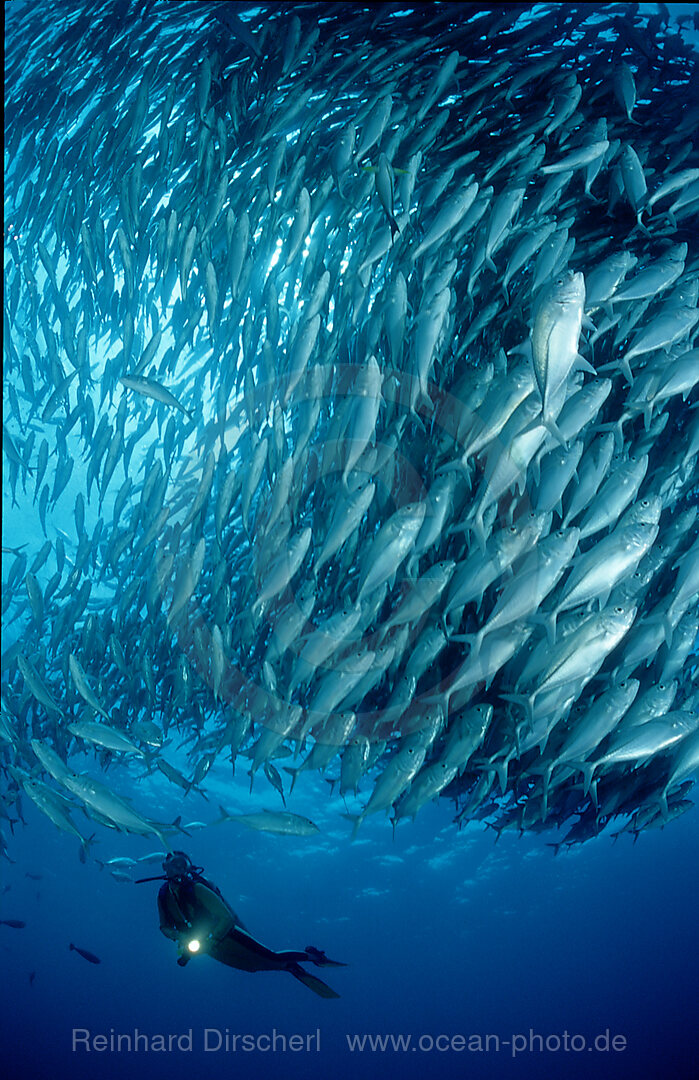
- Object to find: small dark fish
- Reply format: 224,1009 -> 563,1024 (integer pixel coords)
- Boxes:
0,919 -> 26,929
29,971 -> 36,986
69,942 -> 101,964
25,872 -> 42,881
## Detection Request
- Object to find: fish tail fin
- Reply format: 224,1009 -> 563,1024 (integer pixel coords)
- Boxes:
543,417 -> 567,448
531,610 -> 557,646
80,833 -> 97,861
342,812 -> 363,841
172,815 -> 192,836
436,459 -> 466,478
449,631 -> 480,658
574,353 -> 597,377
283,766 -> 301,794
595,417 -> 626,453
152,827 -> 170,849
632,213 -> 651,237
572,761 -> 595,798
620,356 -> 634,385
421,690 -> 450,717
541,773 -> 552,819
500,692 -> 533,727
494,759 -> 508,794
483,820 -> 503,843
409,404 -> 428,434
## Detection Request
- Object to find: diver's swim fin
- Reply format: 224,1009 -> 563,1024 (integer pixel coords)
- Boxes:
287,963 -> 340,999
304,945 -> 347,967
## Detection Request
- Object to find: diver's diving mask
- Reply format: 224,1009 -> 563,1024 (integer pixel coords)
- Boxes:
163,851 -> 194,880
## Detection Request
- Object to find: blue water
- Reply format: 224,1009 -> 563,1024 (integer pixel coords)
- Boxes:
3,782 -> 699,1080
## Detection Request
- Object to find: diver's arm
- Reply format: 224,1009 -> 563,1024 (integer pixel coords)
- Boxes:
157,888 -> 180,940
192,882 -> 237,941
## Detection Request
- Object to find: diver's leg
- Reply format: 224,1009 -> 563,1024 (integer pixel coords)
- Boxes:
276,949 -> 314,963
208,930 -> 341,989
207,932 -> 341,995
210,930 -> 302,972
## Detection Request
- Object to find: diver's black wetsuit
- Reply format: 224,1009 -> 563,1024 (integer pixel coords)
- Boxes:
158,870 -> 236,945
157,870 -> 343,998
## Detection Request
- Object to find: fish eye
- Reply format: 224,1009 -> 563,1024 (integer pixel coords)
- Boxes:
509,525 -> 517,534
614,606 -> 623,613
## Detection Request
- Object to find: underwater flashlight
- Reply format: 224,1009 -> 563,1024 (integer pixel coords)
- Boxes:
187,939 -> 201,953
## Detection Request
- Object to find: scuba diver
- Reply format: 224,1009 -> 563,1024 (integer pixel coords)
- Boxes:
137,851 -> 346,999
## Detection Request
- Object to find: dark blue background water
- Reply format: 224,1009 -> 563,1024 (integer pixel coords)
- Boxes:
2,783 -> 698,1080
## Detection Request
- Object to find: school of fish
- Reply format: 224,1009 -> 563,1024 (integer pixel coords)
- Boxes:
2,2 -> 699,862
